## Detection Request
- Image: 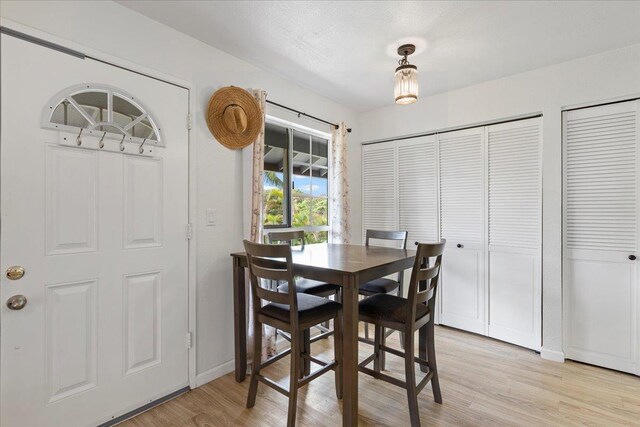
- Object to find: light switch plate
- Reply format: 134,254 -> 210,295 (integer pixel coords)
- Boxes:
206,209 -> 216,226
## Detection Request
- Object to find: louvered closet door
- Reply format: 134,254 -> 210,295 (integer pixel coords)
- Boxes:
397,137 -> 438,298
362,142 -> 397,243
397,136 -> 438,246
438,127 -> 485,334
564,100 -> 640,375
487,118 -> 541,350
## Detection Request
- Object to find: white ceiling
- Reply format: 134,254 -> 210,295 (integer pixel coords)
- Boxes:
117,1 -> 640,112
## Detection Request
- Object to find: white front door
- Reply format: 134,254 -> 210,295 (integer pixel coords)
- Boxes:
1,34 -> 190,426
563,100 -> 640,375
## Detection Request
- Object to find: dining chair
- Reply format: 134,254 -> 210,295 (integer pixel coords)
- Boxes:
266,229 -> 341,375
357,240 -> 445,427
359,229 -> 409,359
243,240 -> 342,427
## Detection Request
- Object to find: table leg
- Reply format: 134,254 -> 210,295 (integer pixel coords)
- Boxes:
233,257 -> 247,382
342,274 -> 359,426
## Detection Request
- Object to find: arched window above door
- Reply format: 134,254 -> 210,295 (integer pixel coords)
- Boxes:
42,84 -> 163,145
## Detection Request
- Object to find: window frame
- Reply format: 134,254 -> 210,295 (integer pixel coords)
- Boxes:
42,83 -> 163,146
263,116 -> 332,240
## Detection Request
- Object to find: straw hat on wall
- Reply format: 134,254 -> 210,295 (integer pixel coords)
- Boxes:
206,86 -> 263,149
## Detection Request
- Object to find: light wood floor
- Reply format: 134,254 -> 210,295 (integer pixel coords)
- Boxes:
120,326 -> 640,426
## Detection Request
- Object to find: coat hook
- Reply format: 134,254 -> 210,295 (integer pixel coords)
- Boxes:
76,128 -> 83,146
139,138 -> 147,154
119,134 -> 126,152
98,132 -> 106,149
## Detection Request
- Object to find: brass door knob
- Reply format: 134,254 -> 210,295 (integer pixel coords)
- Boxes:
6,295 -> 27,310
6,266 -> 25,280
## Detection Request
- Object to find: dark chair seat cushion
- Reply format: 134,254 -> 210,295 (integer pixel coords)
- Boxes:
261,293 -> 341,325
359,294 -> 429,324
359,278 -> 400,296
278,278 -> 340,296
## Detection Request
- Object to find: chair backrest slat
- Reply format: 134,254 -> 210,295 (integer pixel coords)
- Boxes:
251,264 -> 290,282
406,240 -> 446,327
243,240 -> 298,314
414,265 -> 439,305
267,230 -> 306,248
415,279 -> 436,305
255,286 -> 290,304
365,229 -> 408,248
416,265 -> 439,282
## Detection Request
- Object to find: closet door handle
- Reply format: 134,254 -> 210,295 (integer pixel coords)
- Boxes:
456,243 -> 463,249
629,255 -> 636,261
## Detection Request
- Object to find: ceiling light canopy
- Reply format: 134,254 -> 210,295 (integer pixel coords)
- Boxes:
394,44 -> 418,105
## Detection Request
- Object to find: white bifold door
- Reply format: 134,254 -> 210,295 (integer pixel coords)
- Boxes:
361,136 -> 438,284
438,120 -> 542,348
564,100 -> 640,375
362,117 -> 542,350
1,34 -> 190,426
486,120 -> 542,349
438,128 -> 486,335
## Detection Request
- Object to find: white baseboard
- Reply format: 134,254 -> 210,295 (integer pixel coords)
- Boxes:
195,359 -> 235,387
540,348 -> 565,363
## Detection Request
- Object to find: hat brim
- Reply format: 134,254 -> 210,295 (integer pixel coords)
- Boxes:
207,86 -> 263,150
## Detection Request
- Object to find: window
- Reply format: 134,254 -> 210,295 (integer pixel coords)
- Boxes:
263,120 -> 330,243
44,84 -> 162,144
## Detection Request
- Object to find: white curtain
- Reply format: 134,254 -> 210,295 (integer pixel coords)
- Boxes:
245,89 -> 277,364
330,122 -> 350,244
249,89 -> 267,245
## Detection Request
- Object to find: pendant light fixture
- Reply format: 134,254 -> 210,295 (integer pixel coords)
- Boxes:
394,44 -> 418,105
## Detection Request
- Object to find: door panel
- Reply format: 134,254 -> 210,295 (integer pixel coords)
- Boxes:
439,129 -> 484,247
488,249 -> 540,348
438,128 -> 485,334
566,258 -> 635,371
46,279 -> 98,403
124,271 -> 162,375
124,156 -> 164,248
362,142 -> 397,243
487,118 -> 541,350
565,104 -> 637,252
397,136 -> 438,245
46,146 -> 99,255
563,100 -> 639,375
440,250 -> 484,334
487,120 -> 541,249
1,34 -> 190,426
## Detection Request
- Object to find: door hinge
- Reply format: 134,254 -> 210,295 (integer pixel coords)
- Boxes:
186,331 -> 193,349
186,223 -> 193,240
187,113 -> 192,130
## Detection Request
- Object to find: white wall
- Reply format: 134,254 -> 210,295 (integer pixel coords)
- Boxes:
0,0 -> 360,379
5,0 -> 636,376
358,43 -> 640,359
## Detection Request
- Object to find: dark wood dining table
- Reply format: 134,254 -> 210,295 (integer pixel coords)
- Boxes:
230,243 -> 417,426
